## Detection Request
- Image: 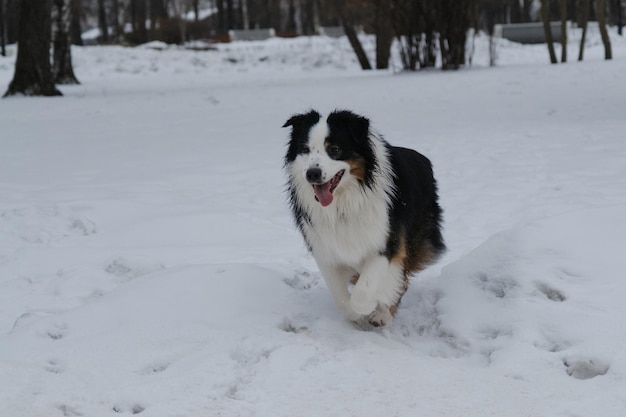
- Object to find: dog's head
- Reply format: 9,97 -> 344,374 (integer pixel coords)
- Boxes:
283,110 -> 377,207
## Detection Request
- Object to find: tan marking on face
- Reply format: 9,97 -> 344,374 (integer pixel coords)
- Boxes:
347,157 -> 367,181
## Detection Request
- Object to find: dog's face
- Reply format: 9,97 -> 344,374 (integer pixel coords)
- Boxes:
284,110 -> 376,207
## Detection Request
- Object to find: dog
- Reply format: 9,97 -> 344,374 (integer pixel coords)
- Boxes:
283,110 -> 445,327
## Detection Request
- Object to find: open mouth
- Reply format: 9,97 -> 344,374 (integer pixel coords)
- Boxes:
312,170 -> 345,207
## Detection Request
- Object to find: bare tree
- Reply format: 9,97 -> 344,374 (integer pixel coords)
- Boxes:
558,0 -> 566,62
226,0 -> 235,30
70,0 -> 83,45
389,0 -> 421,70
618,0 -> 623,36
111,0 -> 121,42
131,0 -> 148,43
0,0 -> 6,57
439,0 -> 471,70
240,0 -> 250,29
301,0 -> 317,35
4,0 -> 62,97
372,0 -> 392,69
577,0 -> 590,61
481,0 -> 498,66
286,0 -> 297,33
192,0 -> 199,21
53,0 -> 80,84
216,0 -> 226,34
596,0 -> 612,59
150,0 -> 168,36
541,0 -> 558,64
169,0 -> 191,43
342,19 -> 372,69
98,0 -> 109,42
337,0 -> 372,70
3,0 -> 25,44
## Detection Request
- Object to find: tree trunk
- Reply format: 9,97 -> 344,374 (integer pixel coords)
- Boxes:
53,0 -> 79,84
389,0 -> 419,70
97,0 -> 109,43
559,0 -> 567,62
618,0 -> 623,36
286,0 -> 297,33
578,0 -> 589,61
111,0 -> 121,42
149,0 -> 167,35
240,0 -> 249,29
439,0 -> 469,70
484,2 -> 496,66
0,0 -> 6,57
4,0 -> 62,97
226,0 -> 235,30
193,0 -> 199,21
373,0 -> 392,69
596,0 -> 612,59
216,0 -> 225,35
522,0 -> 533,22
133,0 -> 148,43
70,0 -> 83,45
541,0 -> 558,64
301,0 -> 315,36
4,0 -> 19,44
342,20 -> 372,70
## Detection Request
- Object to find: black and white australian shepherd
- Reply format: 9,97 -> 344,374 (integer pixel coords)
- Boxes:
283,109 -> 445,327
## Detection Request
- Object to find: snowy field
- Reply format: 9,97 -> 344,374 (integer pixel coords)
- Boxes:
1,31 -> 626,417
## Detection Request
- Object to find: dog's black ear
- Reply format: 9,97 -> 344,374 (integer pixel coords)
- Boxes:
282,110 -> 321,128
282,115 -> 299,128
327,110 -> 370,141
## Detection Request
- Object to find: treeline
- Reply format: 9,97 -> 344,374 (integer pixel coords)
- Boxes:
1,0 -> 622,97
1,1 -> 622,67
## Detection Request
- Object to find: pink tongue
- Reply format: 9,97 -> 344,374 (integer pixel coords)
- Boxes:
313,183 -> 333,207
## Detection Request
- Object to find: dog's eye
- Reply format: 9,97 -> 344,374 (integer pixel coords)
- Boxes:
327,145 -> 341,159
301,145 -> 310,154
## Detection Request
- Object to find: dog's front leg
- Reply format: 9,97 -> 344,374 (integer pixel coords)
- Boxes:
350,255 -> 405,324
317,263 -> 361,322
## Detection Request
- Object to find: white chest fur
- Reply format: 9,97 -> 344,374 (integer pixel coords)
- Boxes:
302,184 -> 390,270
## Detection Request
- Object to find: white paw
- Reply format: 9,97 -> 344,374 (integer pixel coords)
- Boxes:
368,306 -> 393,328
350,286 -> 377,315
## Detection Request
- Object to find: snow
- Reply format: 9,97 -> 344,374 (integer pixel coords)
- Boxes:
1,30 -> 626,416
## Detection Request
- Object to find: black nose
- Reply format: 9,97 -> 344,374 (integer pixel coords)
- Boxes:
306,168 -> 323,184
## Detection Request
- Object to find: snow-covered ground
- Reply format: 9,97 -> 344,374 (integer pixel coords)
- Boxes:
1,30 -> 626,417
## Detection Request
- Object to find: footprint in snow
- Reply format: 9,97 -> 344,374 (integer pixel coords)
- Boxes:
103,256 -> 164,282
283,269 -> 319,291
564,358 -> 610,380
135,360 -> 171,375
535,281 -> 566,302
475,272 -> 519,298
45,358 -> 64,374
56,404 -> 83,416
112,403 -> 145,414
278,316 -> 309,334
44,322 -> 68,340
69,217 -> 96,236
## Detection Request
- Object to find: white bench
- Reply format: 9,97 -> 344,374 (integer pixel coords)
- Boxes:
228,28 -> 276,42
318,26 -> 345,38
494,22 -> 569,44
